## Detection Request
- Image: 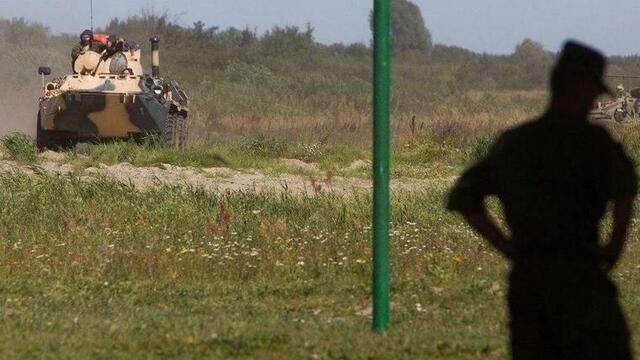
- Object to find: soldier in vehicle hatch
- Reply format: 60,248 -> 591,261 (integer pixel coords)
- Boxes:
71,29 -> 94,70
447,41 -> 636,359
71,30 -> 126,71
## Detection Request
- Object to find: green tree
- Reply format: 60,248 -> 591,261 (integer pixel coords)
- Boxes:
513,38 -> 547,62
370,0 -> 433,54
511,38 -> 552,88
260,25 -> 314,57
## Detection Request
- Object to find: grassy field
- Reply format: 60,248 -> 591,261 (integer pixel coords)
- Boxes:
0,158 -> 639,358
0,174 -> 640,359
5,12 -> 640,359
1,98 -> 640,358
0,172 -> 503,359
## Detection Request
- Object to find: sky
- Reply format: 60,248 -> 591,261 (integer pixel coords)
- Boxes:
1,0 -> 640,55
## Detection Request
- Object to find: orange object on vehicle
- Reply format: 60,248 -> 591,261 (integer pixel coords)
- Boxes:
93,33 -> 125,45
92,33 -> 110,44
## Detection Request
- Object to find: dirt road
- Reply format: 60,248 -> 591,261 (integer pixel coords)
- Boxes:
0,151 -> 450,194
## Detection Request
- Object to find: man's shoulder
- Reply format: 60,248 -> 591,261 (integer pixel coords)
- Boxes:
495,119 -> 541,145
71,45 -> 81,57
504,119 -> 539,134
502,116 -> 613,141
582,121 -> 614,142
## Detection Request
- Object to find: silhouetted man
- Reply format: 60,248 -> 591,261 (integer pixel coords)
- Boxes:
447,41 -> 637,359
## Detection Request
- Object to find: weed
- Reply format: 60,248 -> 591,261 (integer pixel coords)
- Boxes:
295,142 -> 324,162
1,132 -> 38,164
240,135 -> 290,158
465,133 -> 498,162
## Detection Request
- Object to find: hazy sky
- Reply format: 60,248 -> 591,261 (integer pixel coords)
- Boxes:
2,0 -> 640,55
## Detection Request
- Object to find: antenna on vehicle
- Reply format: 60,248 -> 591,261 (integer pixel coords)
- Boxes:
90,0 -> 94,32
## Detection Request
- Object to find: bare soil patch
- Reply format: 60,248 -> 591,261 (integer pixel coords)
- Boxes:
0,155 -> 450,194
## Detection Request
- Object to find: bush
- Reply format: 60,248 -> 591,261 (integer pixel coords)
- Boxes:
224,60 -> 279,86
239,135 -> 289,158
1,132 -> 38,163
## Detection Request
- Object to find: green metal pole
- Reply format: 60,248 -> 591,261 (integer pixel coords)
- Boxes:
372,0 -> 391,332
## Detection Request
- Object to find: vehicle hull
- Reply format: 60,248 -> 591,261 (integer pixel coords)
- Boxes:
39,91 -> 168,139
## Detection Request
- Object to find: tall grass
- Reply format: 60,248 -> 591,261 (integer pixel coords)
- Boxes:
0,172 -> 639,358
1,132 -> 38,163
0,173 -> 502,358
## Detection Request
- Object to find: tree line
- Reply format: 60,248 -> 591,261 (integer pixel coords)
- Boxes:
1,1 -> 640,118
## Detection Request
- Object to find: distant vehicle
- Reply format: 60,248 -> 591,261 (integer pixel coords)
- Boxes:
36,34 -> 189,149
589,76 -> 640,123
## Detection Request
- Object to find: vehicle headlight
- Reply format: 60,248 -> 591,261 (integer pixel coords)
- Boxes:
153,86 -> 163,95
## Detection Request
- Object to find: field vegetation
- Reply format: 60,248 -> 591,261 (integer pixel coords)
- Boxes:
1,1 -> 640,358
0,172 -> 497,358
0,124 -> 637,358
0,171 -> 638,358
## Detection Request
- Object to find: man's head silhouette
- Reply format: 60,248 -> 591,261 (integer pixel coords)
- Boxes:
550,41 -> 611,118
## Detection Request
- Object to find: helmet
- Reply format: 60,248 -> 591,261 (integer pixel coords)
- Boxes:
80,29 -> 93,45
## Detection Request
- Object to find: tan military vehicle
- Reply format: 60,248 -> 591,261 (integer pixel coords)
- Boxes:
590,76 -> 640,123
589,84 -> 640,123
37,35 -> 189,148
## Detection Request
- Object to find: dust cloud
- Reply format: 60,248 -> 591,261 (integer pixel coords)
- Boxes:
0,86 -> 39,137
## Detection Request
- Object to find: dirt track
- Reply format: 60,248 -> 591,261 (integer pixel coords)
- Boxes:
0,151 -> 450,194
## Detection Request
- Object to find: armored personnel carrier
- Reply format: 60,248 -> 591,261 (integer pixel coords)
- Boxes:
37,36 -> 189,148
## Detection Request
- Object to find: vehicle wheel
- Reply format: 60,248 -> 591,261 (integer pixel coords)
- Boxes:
614,109 -> 626,123
162,112 -> 188,149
